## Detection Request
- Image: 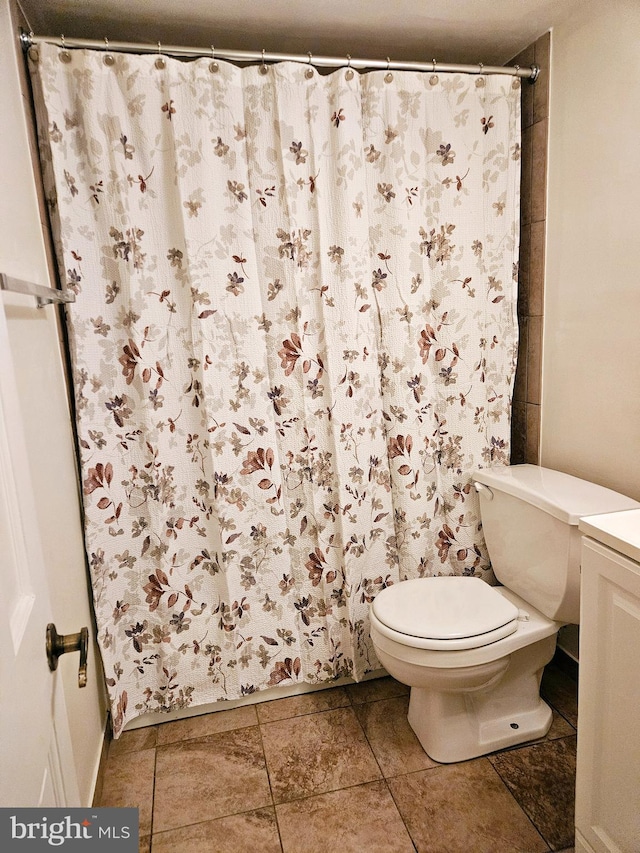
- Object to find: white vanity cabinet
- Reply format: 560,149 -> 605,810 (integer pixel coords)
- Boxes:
576,510 -> 640,853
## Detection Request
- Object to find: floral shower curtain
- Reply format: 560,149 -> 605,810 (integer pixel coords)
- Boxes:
30,42 -> 520,734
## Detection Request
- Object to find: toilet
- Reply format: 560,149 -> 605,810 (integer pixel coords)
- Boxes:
369,464 -> 640,763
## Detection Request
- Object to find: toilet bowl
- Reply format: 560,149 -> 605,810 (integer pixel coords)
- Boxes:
370,580 -> 558,762
369,464 -> 640,763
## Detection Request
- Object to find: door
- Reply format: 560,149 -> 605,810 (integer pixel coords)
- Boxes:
0,298 -> 79,807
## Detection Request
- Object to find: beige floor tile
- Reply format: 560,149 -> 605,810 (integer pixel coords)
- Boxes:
277,781 -> 415,853
97,746 -> 155,837
153,726 -> 271,833
108,725 -> 157,757
256,686 -> 350,723
546,708 -> 576,740
388,759 -> 548,853
156,704 -> 257,746
354,695 -> 439,777
261,706 -> 381,803
152,807 -> 281,853
345,675 -> 409,704
139,835 -> 150,853
489,736 -> 576,851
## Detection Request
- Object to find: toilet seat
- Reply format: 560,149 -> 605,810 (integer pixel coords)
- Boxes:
371,576 -> 519,651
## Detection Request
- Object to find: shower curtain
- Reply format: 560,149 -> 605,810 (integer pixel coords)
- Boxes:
30,43 -> 520,734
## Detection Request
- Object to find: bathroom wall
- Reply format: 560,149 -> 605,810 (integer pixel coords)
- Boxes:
1,0 -> 106,804
510,32 -> 549,465
542,0 -> 640,501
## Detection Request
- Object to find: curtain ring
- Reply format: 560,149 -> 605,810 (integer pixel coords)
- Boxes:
259,47 -> 268,74
476,61 -> 485,87
432,58 -> 436,72
103,36 -> 115,66
155,41 -> 166,69
345,54 -> 354,81
209,45 -> 219,73
384,56 -> 393,83
59,33 -> 71,63
512,63 -> 521,89
27,30 -> 39,62
305,51 -> 314,78
430,58 -> 438,85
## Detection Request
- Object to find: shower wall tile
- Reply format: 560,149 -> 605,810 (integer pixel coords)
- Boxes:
511,401 -> 527,464
526,403 -> 541,464
534,33 -> 551,122
513,317 -> 528,404
520,125 -> 533,228
511,31 -> 549,465
531,117 -> 549,224
529,220 -> 546,316
527,315 -> 543,405
518,222 -> 531,315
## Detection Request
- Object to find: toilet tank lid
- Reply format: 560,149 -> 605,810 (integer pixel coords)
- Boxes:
471,464 -> 640,525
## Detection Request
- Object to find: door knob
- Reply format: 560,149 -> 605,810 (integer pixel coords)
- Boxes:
46,623 -> 89,688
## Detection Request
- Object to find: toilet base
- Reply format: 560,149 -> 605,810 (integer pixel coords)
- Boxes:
406,637 -> 556,763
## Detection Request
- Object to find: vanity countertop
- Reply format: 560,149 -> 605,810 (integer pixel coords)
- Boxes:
579,508 -> 640,565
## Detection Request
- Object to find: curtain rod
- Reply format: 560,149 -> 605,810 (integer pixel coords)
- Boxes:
20,32 -> 539,83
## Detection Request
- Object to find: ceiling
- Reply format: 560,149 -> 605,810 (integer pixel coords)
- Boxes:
18,0 -> 591,66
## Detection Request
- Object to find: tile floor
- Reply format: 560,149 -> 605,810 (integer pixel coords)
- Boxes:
96,657 -> 578,852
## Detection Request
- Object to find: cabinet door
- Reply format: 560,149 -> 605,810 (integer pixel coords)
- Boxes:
576,537 -> 640,852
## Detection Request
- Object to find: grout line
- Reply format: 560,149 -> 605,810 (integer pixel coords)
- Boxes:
255,715 -> 285,853
147,743 -> 158,851
351,705 -> 387,782
271,777 -> 388,808
485,759 -> 552,852
384,777 -> 419,852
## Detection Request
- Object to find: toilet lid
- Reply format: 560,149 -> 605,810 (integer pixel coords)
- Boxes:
372,577 -> 519,642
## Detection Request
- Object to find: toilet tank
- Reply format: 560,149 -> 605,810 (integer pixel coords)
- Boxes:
471,465 -> 640,623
